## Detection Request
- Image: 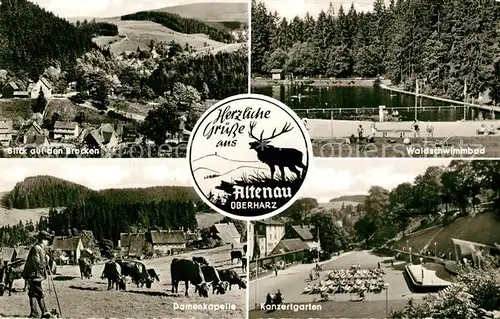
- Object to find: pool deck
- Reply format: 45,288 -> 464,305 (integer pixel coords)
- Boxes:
307,119 -> 500,139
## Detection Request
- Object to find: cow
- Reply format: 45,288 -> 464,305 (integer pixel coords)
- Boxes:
170,258 -> 209,297
0,259 -> 28,296
231,250 -> 243,264
197,265 -> 227,295
192,256 -> 209,265
219,269 -> 246,290
147,269 -> 160,282
101,261 -> 126,290
117,260 -> 154,288
78,258 -> 92,280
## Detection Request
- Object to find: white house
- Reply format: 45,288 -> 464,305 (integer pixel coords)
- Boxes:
50,236 -> 84,262
251,219 -> 285,258
30,77 -> 53,99
53,121 -> 78,140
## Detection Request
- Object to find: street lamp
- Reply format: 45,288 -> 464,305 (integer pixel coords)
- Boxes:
409,247 -> 412,264
385,283 -> 390,318
434,242 -> 437,257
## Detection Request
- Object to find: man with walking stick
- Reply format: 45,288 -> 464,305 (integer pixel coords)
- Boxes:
22,230 -> 53,318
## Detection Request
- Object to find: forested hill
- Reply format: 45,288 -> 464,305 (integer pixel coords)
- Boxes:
0,0 -> 96,77
1,176 -> 201,209
2,176 -> 92,209
252,0 -> 500,101
121,11 -> 233,43
330,195 -> 367,203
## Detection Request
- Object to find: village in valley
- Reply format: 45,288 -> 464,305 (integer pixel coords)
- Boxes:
0,0 -> 248,158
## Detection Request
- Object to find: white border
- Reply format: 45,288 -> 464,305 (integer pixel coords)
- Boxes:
187,93 -> 313,222
247,0 -> 252,93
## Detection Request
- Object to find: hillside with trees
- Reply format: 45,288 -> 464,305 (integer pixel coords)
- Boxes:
121,11 -> 234,43
0,0 -> 119,77
251,0 -> 500,101
2,176 -> 92,209
353,160 -> 500,247
47,198 -> 198,242
1,176 -> 202,209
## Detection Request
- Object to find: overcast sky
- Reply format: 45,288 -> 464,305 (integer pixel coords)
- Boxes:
261,0 -> 389,19
31,0 -> 245,18
0,159 -> 450,203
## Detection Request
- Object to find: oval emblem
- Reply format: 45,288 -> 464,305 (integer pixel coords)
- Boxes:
187,94 -> 312,220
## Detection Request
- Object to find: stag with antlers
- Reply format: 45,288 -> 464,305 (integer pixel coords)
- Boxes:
248,121 -> 306,180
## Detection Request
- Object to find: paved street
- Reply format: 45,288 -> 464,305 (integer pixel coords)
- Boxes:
249,250 -> 427,318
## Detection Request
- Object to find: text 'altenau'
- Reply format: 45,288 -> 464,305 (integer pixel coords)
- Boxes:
233,185 -> 292,200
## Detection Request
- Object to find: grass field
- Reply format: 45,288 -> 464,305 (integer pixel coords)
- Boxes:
109,100 -> 155,117
0,99 -> 33,125
0,207 -> 53,226
312,136 -> 500,157
196,212 -> 224,229
155,3 -> 248,23
393,211 -> 500,257
0,245 -> 246,318
93,19 -> 229,54
45,99 -> 132,125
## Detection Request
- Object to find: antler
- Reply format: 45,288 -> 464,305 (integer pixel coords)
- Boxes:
262,122 -> 293,141
248,121 -> 260,141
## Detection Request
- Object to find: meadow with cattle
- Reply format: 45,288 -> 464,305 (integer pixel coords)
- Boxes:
0,241 -> 247,318
0,174 -> 247,318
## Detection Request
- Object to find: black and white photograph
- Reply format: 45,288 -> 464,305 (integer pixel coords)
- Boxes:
251,0 -> 500,157
0,159 -> 247,318
248,159 -> 500,318
0,0 -> 248,158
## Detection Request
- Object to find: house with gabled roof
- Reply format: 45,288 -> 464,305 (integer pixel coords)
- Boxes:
150,230 -> 186,255
23,121 -> 49,145
119,233 -> 146,259
0,120 -> 13,147
1,81 -> 29,98
81,123 -> 121,152
270,238 -> 310,256
210,222 -> 241,245
53,121 -> 78,140
287,225 -> 321,251
30,77 -> 52,99
50,236 -> 84,263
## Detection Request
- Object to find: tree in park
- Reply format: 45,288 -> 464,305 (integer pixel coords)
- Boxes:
388,182 -> 415,235
139,101 -> 181,146
412,166 -> 444,217
309,211 -> 351,254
